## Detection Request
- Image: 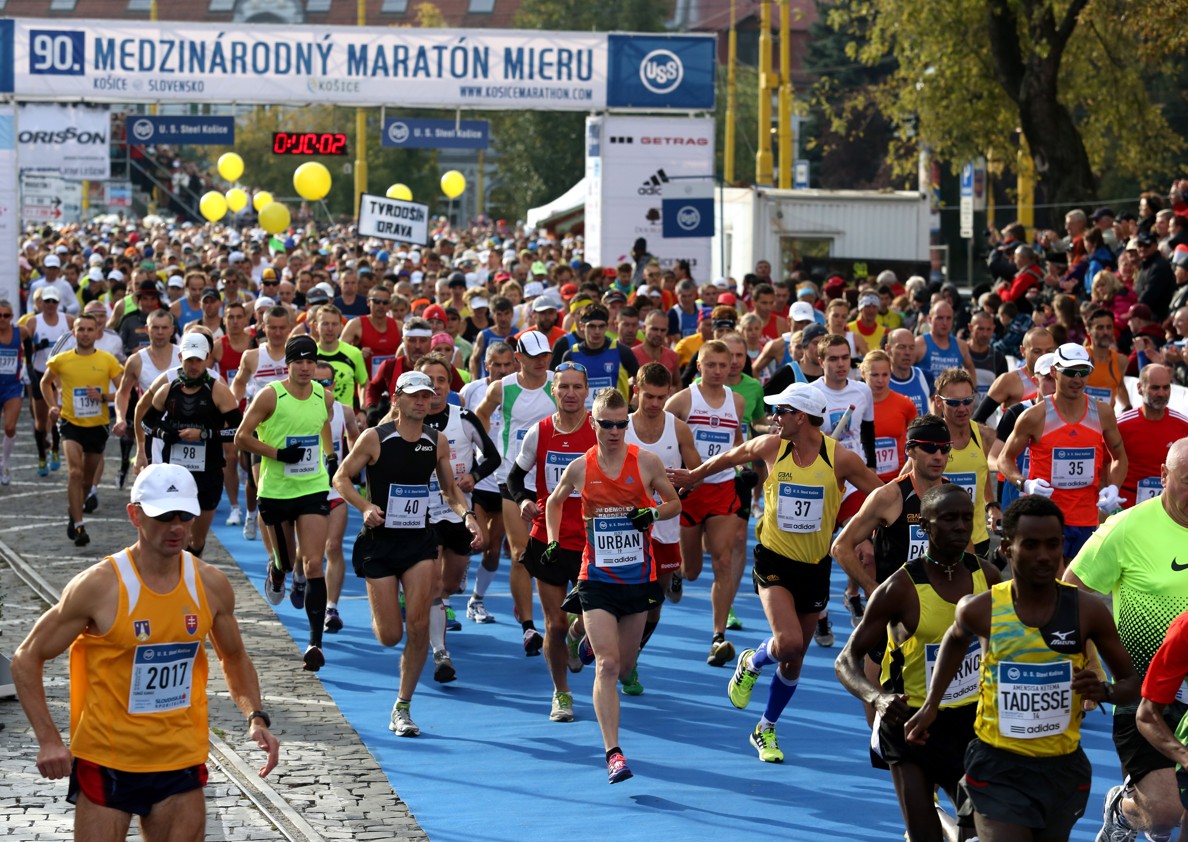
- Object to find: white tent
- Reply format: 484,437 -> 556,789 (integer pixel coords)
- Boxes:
526,178 -> 587,230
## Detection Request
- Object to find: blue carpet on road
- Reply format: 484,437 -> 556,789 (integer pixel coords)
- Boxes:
211,500 -> 1118,842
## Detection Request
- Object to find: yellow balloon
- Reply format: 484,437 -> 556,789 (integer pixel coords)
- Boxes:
199,191 -> 228,223
440,170 -> 466,199
225,188 -> 248,213
217,152 -> 244,183
386,183 -> 413,201
293,162 -> 332,202
258,202 -> 291,235
252,191 -> 273,212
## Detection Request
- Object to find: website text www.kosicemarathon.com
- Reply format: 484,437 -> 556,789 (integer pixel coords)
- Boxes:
460,84 -> 594,101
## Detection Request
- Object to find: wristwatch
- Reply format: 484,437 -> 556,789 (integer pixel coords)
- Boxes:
248,710 -> 271,728
1101,682 -> 1114,704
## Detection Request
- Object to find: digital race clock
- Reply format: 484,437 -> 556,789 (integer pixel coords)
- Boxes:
271,132 -> 350,156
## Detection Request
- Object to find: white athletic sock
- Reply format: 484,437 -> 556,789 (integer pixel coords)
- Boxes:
757,715 -> 775,732
474,565 -> 497,598
90,484 -> 98,495
326,601 -> 337,612
429,598 -> 446,654
2,433 -> 14,468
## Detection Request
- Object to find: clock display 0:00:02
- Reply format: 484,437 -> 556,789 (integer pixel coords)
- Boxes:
271,132 -> 350,156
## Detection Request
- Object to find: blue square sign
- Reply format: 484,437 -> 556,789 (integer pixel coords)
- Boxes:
662,196 -> 714,238
606,34 -> 715,111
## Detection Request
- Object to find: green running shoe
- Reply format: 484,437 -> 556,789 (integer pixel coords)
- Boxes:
550,691 -> 574,722
726,608 -> 743,630
728,648 -> 761,709
620,667 -> 644,696
750,723 -> 784,763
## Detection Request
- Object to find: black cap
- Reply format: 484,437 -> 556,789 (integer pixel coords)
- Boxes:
801,322 -> 827,344
448,271 -> 467,288
306,288 -> 330,305
1090,207 -> 1115,222
285,335 -> 318,364
200,288 -> 220,302
1136,230 -> 1158,246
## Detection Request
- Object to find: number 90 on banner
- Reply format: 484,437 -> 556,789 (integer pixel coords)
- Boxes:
29,30 -> 85,75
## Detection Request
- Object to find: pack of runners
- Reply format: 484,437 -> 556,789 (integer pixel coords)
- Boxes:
8,207 -> 1188,840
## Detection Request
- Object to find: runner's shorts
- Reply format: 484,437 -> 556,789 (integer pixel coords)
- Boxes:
1113,701 -> 1188,785
258,492 -> 330,526
680,480 -> 739,526
569,578 -> 662,619
59,420 -> 109,455
519,535 -> 582,588
652,539 -> 682,575
68,758 -> 208,817
959,739 -> 1090,834
432,518 -> 474,557
872,703 -> 976,790
352,526 -> 438,579
752,543 -> 832,614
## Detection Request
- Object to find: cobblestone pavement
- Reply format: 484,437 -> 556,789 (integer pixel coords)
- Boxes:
0,443 -> 427,841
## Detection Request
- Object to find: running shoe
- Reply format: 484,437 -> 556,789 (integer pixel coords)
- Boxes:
226,507 -> 243,526
523,627 -> 543,656
433,650 -> 457,683
466,596 -> 494,624
845,593 -> 865,627
707,637 -> 736,667
444,605 -> 462,632
84,491 -> 98,514
37,459 -> 48,477
620,667 -> 644,696
814,613 -> 835,648
290,577 -> 307,610
1096,784 -> 1136,842
728,648 -> 761,709
73,525 -> 90,547
566,632 -> 584,673
750,723 -> 784,763
667,571 -> 683,603
549,691 -> 574,722
324,607 -> 343,633
264,565 -> 285,606
389,701 -> 419,737
243,515 -> 258,541
578,635 -> 596,666
302,644 -> 324,672
606,752 -> 633,784
49,451 -> 60,471
0,466 -> 9,486
726,607 -> 743,631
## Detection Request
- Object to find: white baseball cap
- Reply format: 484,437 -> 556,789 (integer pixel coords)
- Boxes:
532,297 -> 558,313
395,370 -> 435,395
1034,352 -> 1056,378
180,333 -> 210,360
40,286 -> 62,302
789,301 -> 816,323
713,277 -> 731,290
523,281 -> 544,298
88,268 -> 104,282
43,255 -> 61,268
167,274 -> 185,288
469,296 -> 489,310
763,382 -> 829,418
254,295 -> 276,309
131,463 -> 201,518
516,330 -> 551,357
1053,342 -> 1094,372
859,293 -> 880,309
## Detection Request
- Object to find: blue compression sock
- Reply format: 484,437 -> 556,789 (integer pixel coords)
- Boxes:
762,665 -> 799,723
750,638 -> 776,670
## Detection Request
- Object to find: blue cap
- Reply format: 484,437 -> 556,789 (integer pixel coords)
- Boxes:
284,236 -> 296,250
527,242 -> 538,251
377,250 -> 390,262
143,245 -> 154,258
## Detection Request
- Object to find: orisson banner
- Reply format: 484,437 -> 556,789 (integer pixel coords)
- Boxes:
0,19 -> 715,111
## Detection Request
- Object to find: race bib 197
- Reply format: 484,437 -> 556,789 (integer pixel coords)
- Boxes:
875,436 -> 898,475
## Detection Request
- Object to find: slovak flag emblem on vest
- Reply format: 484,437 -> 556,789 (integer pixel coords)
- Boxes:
185,614 -> 199,635
134,620 -> 151,641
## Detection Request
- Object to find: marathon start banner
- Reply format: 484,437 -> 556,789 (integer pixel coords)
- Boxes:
0,19 -> 715,112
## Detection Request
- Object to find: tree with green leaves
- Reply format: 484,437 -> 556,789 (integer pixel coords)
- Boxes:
820,0 -> 1185,207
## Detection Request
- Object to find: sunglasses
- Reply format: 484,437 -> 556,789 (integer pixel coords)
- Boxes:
1057,366 -> 1092,379
0,313 -> 11,319
938,396 -> 975,407
261,280 -> 279,286
907,441 -> 953,455
316,377 -> 334,387
595,419 -> 630,429
370,299 -> 390,306
139,506 -> 197,523
773,406 -> 800,417
555,362 -> 587,374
